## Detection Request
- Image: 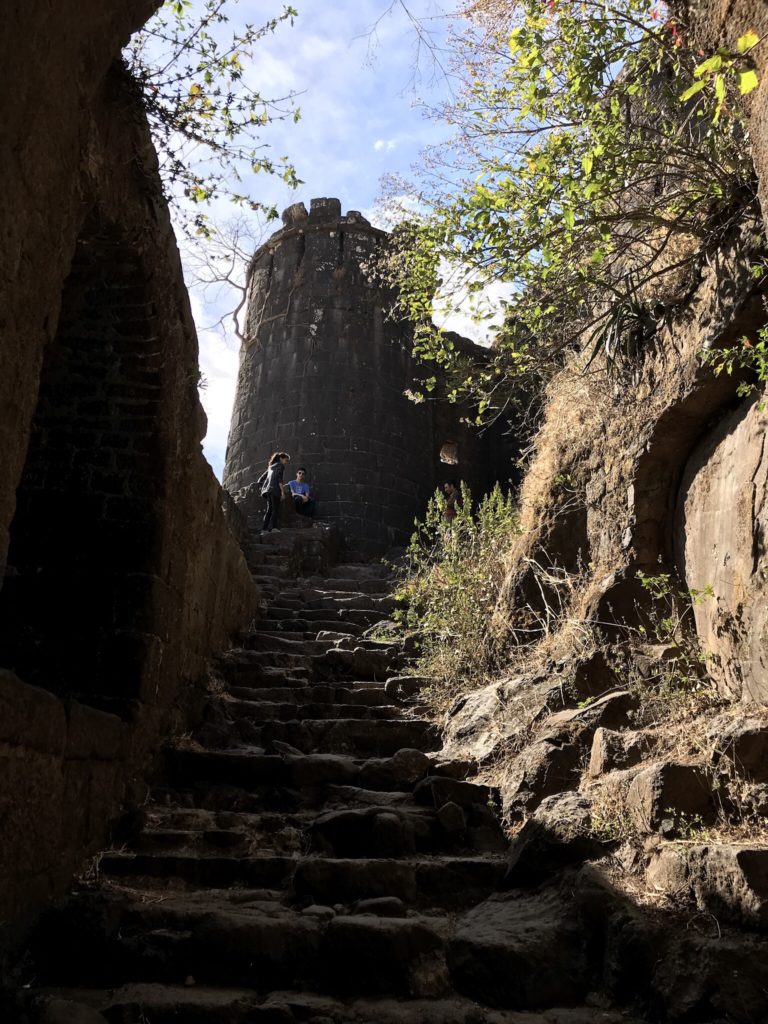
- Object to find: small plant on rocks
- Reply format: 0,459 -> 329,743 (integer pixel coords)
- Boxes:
393,483 -> 519,713
627,571 -> 723,726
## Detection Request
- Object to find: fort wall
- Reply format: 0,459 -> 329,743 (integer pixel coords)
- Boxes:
223,199 -> 508,551
0,2 -> 258,948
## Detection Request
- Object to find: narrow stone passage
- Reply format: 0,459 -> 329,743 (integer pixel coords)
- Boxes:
22,529 -> 641,1023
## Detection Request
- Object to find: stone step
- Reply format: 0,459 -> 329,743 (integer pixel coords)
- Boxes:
28,985 -> 549,1024
98,852 -> 505,909
135,803 -> 442,856
250,567 -> 291,582
227,681 -> 393,707
151,783 -> 417,816
275,590 -> 395,614
292,854 -> 507,908
224,698 -> 403,722
307,804 -> 507,857
300,577 -> 392,595
233,718 -> 440,758
227,670 -> 312,691
128,810 -> 437,862
222,649 -> 315,673
268,585 -> 391,607
326,562 -> 390,579
263,606 -> 385,627
242,633 -> 330,656
33,891 -> 451,997
254,620 -> 366,637
166,748 -> 433,795
100,851 -> 297,889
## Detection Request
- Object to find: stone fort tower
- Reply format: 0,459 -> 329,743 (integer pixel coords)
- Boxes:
223,197 -> 504,550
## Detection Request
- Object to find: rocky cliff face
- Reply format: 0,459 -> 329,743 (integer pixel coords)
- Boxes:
426,4 -> 768,1014
0,2 -> 257,951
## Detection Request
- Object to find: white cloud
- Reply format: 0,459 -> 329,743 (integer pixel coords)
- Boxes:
167,0 -> 463,479
189,292 -> 240,481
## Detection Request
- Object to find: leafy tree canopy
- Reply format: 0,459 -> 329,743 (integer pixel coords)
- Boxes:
378,1 -> 764,423
126,0 -> 301,238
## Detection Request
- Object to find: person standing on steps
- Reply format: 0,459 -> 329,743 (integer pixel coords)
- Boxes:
443,479 -> 461,522
257,451 -> 290,533
286,466 -> 316,519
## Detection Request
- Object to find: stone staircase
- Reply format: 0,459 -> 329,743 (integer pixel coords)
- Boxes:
19,529 -> 644,1024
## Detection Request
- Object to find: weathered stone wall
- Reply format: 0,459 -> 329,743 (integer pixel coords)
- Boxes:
675,395 -> 768,702
224,199 -> 507,552
0,2 -> 258,949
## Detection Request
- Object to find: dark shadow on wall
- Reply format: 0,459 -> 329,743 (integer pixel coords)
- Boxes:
632,292 -> 766,573
0,214 -> 165,717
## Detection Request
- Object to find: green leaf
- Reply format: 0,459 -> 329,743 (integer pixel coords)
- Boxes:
679,79 -> 708,102
737,30 -> 760,54
694,54 -> 723,78
737,69 -> 759,95
582,154 -> 593,176
714,74 -> 726,102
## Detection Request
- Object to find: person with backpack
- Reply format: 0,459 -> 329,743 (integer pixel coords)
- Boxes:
257,451 -> 290,532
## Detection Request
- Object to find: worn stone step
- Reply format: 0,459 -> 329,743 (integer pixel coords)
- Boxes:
152,783 -> 417,816
313,646 -> 402,682
301,576 -> 392,595
254,620 -> 366,637
228,681 -> 393,707
98,848 -> 504,911
227,672 -> 312,694
293,855 -> 507,909
263,606 -> 385,627
33,891 -> 450,996
223,648 -> 315,669
308,804 -> 507,858
277,590 -> 395,614
137,804 -> 436,853
270,617 -> 366,636
326,562 -> 390,579
242,718 -> 440,757
29,985 -> 559,1024
100,851 -> 297,889
166,747 -> 432,794
243,633 -> 329,656
224,698 -> 403,722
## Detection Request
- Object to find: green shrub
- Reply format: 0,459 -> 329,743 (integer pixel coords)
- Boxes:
393,483 -> 519,712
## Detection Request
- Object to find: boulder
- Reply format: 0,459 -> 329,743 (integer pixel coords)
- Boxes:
353,896 -> 407,918
502,691 -> 639,818
626,762 -> 714,835
540,690 -> 637,739
711,719 -> 768,781
500,738 -> 583,819
448,886 -> 588,1008
588,727 -> 653,778
505,792 -> 610,885
647,843 -> 768,928
570,650 -> 622,700
413,775 -> 491,811
441,675 -> 556,764
360,748 -> 431,790
385,675 -> 429,700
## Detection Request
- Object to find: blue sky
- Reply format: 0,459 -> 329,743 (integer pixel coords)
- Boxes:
163,0 -> 466,479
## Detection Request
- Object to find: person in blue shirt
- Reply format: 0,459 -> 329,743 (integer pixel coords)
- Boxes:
286,467 -> 316,518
